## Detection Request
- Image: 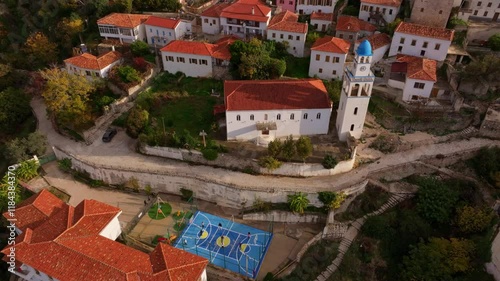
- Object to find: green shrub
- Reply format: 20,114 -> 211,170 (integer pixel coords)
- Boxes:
489,34 -> 500,51
126,106 -> 149,138
322,154 -> 337,169
130,40 -> 150,56
95,95 -> 115,110
117,66 -> 141,83
145,184 -> 152,195
202,148 -> 218,160
58,158 -> 72,172
180,187 -> 193,201
112,111 -> 129,127
263,272 -> 274,281
16,160 -> 40,181
258,156 -> 282,171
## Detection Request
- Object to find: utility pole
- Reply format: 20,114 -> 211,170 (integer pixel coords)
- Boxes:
199,130 -> 207,147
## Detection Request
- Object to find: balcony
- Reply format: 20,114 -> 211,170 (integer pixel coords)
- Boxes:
225,19 -> 259,27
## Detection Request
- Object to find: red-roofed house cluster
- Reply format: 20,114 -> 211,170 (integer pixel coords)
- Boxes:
266,10 -> 308,57
1,190 -> 208,281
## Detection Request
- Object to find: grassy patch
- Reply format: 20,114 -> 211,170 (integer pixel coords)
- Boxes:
335,186 -> 391,222
368,94 -> 409,118
284,56 -> 310,78
148,203 -> 172,220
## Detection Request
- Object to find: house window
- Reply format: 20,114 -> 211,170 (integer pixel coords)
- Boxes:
484,11 -> 488,16
325,55 -> 330,62
177,57 -> 185,63
296,35 -> 300,40
333,57 -> 340,63
303,113 -> 308,119
435,43 -> 441,50
332,70 -> 337,75
250,114 -> 254,120
272,33 -> 276,38
411,39 -> 416,46
439,10 -> 443,14
236,115 -> 241,121
85,70 -> 91,76
189,58 -> 198,64
400,37 -> 405,44
150,28 -> 152,32
354,107 -> 358,115
362,5 -> 368,11
420,50 -> 426,56
348,35 -> 353,39
280,34 -> 284,39
473,10 -> 478,15
288,35 -> 293,40
398,46 -> 403,52
277,114 -> 281,120
339,34 -> 344,38
420,8 -> 424,12
382,8 -> 386,14
162,31 -> 165,36
166,56 -> 174,61
200,59 -> 208,65
477,1 -> 482,6
389,9 -> 393,15
360,57 -> 365,63
316,113 -> 321,119
213,19 -> 216,24
290,113 -> 295,120
319,68 -> 323,73
487,2 -> 492,7
350,124 -> 354,131
414,82 -> 425,89
316,54 -> 320,61
369,6 -> 373,12
422,42 -> 428,48
264,114 -> 268,120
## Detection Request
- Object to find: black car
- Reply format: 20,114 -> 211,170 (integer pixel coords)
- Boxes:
102,128 -> 117,142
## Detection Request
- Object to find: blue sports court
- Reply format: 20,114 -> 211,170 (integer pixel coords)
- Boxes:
173,211 -> 273,279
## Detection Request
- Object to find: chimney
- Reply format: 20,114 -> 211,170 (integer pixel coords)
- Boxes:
252,7 -> 255,15
112,45 -> 115,52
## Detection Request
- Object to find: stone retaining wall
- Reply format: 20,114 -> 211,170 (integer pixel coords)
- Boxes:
242,211 -> 326,224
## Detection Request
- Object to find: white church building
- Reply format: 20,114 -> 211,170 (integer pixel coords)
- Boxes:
336,40 -> 374,141
224,79 -> 332,143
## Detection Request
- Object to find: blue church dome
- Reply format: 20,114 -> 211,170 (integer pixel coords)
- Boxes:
357,40 -> 372,56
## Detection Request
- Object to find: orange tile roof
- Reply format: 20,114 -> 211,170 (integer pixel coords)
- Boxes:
356,32 -> 391,50
336,16 -> 377,33
224,79 -> 332,111
97,13 -> 151,28
64,51 -> 122,70
311,36 -> 350,53
395,55 -> 437,81
2,189 -> 65,231
361,0 -> 402,7
1,192 -> 208,281
201,3 -> 231,17
395,21 -> 454,41
144,16 -> 181,29
160,36 -> 237,60
220,0 -> 271,22
268,11 -> 307,33
311,12 -> 334,21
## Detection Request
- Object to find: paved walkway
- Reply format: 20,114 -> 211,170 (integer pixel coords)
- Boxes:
32,97 -> 500,193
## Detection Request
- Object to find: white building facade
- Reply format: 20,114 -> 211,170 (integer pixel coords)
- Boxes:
64,51 -> 122,80
201,3 -> 230,35
310,12 -> 333,32
297,0 -> 338,14
458,0 -> 500,21
309,36 -> 350,80
388,22 -> 454,61
267,11 -> 307,57
336,40 -> 374,141
144,17 -> 191,47
219,0 -> 272,38
359,0 -> 402,25
97,13 -> 150,43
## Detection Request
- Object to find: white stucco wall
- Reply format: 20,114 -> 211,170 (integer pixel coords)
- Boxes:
402,78 -> 434,101
311,19 -> 331,32
12,264 -> 60,281
200,269 -> 208,281
388,32 -> 451,61
145,25 -> 176,46
66,59 -> 121,80
161,52 -> 213,77
267,30 -> 306,57
226,108 -> 332,141
98,212 -> 122,241
202,16 -> 221,34
309,50 -> 347,79
297,0 -> 337,14
359,3 -> 400,24
336,79 -> 372,141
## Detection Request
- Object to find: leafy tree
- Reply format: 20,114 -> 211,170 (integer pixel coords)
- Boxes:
130,40 -> 151,57
0,173 -> 23,213
258,156 -> 282,171
382,18 -> 402,36
126,106 -> 149,138
295,136 -> 313,162
268,58 -> 286,79
342,6 -> 359,16
488,34 -> 500,51
402,237 -> 475,281
324,80 -> 342,107
56,14 -> 84,50
22,32 -> 59,69
318,191 -> 346,209
4,132 -> 47,164
322,154 -> 337,169
110,0 -> 133,12
16,160 -> 40,181
267,139 -> 282,158
306,32 -> 320,44
133,0 -> 181,11
117,66 -> 142,83
416,177 -> 459,224
288,192 -> 310,214
281,135 -> 296,162
469,146 -> 500,187
40,68 -> 95,127
0,87 -> 32,133
461,54 -> 500,84
455,206 -> 493,234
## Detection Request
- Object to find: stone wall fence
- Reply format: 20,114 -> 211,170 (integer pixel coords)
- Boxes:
242,211 -> 326,224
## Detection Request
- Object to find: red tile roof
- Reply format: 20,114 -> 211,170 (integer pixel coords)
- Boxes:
64,51 -> 122,70
268,11 -> 307,33
395,21 -> 454,41
220,0 -> 271,22
394,55 -> 437,81
336,16 -> 377,33
225,79 -> 332,111
97,13 -> 150,28
201,3 -> 231,17
311,36 -> 350,54
160,36 -> 237,60
144,16 -> 181,29
311,12 -> 334,21
1,192 -> 208,281
2,189 -> 65,232
356,32 -> 391,50
361,0 -> 402,7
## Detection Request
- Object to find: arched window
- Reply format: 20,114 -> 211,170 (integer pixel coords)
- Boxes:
264,114 -> 268,120
354,107 -> 358,115
360,57 -> 365,63
236,115 -> 241,121
303,113 -> 308,119
350,124 -> 354,131
250,114 -> 254,121
316,113 -> 321,119
277,114 -> 281,120
290,113 -> 295,120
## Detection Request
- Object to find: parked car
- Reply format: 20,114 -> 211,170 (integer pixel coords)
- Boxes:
102,127 -> 117,142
